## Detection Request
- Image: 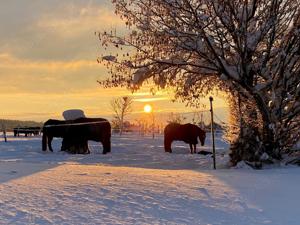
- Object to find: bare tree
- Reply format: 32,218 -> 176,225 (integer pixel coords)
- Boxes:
99,0 -> 300,165
110,96 -> 133,135
167,112 -> 186,124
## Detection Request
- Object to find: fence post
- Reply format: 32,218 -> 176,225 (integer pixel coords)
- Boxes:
2,124 -> 7,142
152,111 -> 155,139
209,96 -> 216,170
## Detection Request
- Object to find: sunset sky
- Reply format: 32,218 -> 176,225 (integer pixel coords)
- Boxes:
0,0 -> 228,123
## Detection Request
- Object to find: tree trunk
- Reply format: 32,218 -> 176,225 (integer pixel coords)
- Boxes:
229,92 -> 281,167
252,93 -> 281,160
120,116 -> 123,136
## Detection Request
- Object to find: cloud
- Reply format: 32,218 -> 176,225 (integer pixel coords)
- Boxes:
0,0 -> 128,96
0,54 -> 99,70
0,0 -> 125,61
36,4 -> 124,37
0,1 -> 230,122
0,54 -> 108,94
134,97 -> 169,103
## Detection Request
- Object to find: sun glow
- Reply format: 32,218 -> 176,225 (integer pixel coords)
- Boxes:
144,104 -> 153,113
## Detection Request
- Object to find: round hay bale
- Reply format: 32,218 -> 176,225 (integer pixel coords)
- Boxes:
63,109 -> 86,120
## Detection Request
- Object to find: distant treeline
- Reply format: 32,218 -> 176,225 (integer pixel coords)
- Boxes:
0,119 -> 43,131
202,122 -> 224,131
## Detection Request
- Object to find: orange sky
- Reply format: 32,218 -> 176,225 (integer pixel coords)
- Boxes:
0,0 -> 228,123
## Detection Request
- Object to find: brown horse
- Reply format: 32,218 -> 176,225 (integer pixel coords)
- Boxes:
164,123 -> 206,154
42,119 -> 68,152
42,118 -> 111,154
61,117 -> 111,154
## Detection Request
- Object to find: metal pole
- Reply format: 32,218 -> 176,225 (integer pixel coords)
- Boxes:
152,111 -> 155,139
209,96 -> 216,170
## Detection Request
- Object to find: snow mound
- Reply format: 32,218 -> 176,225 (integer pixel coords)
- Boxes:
233,161 -> 254,170
1,133 -> 300,224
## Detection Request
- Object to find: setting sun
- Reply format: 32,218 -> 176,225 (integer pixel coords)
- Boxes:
144,104 -> 153,113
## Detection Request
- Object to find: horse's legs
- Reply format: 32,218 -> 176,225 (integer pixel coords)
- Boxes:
86,145 -> 91,154
189,144 -> 193,154
48,136 -> 54,152
42,133 -> 47,151
61,138 -> 67,151
102,139 -> 111,154
164,138 -> 172,153
193,144 -> 197,154
106,138 -> 111,153
83,140 -> 90,154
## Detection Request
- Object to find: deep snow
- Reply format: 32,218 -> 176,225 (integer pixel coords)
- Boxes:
0,133 -> 299,225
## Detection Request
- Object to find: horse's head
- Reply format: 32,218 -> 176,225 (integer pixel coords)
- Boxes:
199,129 -> 206,146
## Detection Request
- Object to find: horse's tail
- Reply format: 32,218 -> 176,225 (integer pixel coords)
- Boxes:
42,131 -> 47,151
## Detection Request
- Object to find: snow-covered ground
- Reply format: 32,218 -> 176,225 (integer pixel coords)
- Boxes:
0,133 -> 299,225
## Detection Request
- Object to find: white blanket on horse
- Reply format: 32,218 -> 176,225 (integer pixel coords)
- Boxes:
63,109 -> 86,120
